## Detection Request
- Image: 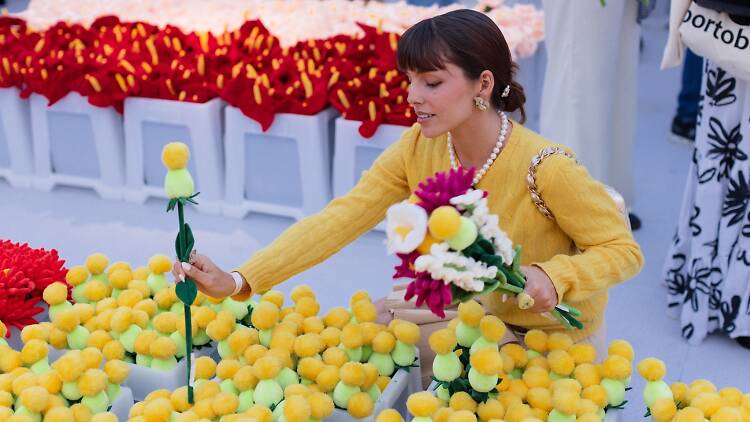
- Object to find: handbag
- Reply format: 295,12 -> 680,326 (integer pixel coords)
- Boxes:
678,0 -> 750,81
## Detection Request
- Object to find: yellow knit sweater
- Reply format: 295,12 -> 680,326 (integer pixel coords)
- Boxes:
236,122 -> 644,340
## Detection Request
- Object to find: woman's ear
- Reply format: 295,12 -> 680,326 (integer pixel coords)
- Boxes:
478,70 -> 495,97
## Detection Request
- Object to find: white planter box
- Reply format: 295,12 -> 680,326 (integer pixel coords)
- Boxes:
223,107 -> 336,220
426,380 -> 620,422
123,97 -> 225,214
29,93 -> 125,200
0,88 -> 33,188
332,118 -> 408,232
110,386 -> 134,421
326,351 -> 421,422
125,344 -> 217,401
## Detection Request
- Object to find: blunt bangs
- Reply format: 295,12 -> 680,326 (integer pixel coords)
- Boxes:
396,19 -> 454,73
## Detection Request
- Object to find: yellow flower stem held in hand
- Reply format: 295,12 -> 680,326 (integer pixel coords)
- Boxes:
163,142 -> 200,404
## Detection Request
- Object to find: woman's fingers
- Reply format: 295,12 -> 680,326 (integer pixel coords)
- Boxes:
172,261 -> 185,282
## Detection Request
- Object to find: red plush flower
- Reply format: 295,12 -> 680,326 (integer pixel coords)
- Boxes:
413,168 -> 476,213
0,240 -> 68,299
0,268 -> 44,333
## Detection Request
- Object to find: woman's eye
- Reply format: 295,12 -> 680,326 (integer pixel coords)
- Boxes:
426,82 -> 441,88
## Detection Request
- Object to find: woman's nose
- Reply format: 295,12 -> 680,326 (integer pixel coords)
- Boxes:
407,89 -> 423,106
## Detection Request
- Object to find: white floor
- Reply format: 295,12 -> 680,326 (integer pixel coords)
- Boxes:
0,2 -> 748,419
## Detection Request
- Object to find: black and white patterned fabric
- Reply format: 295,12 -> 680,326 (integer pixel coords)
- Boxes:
664,60 -> 750,344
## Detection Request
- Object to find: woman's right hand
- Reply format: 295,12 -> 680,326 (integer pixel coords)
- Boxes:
172,253 -> 238,299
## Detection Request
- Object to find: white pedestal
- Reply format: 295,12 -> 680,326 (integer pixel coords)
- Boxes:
109,386 -> 134,421
332,118 -> 407,231
223,107 -> 336,220
0,88 -> 33,188
125,344 -> 217,402
327,351 -> 421,422
29,93 -> 125,199
123,97 -> 225,214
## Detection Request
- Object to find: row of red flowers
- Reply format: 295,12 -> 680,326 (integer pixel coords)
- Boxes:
0,239 -> 68,333
0,15 -> 414,137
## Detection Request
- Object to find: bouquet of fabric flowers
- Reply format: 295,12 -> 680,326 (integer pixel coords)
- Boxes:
385,168 -> 582,329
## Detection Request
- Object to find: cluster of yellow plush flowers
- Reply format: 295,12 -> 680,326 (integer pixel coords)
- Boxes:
0,333 -> 130,422
637,357 -> 750,422
41,252 -> 253,370
375,300 -> 634,422
128,285 -> 420,421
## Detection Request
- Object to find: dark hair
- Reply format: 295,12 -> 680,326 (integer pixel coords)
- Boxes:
396,9 -> 526,123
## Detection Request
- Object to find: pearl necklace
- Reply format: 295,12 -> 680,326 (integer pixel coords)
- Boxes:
447,111 -> 509,186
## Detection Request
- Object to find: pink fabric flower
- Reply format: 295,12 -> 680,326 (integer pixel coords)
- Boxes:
414,167 -> 475,213
404,272 -> 453,318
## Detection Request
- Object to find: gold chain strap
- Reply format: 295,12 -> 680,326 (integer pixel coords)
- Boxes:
527,146 -> 577,221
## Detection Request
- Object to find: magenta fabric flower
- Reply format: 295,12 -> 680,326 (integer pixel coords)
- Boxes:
403,272 -> 453,318
393,251 -> 420,280
414,167 -> 476,213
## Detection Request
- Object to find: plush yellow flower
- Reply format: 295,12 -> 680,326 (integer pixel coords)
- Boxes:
348,392 -> 375,419
650,398 -> 678,422
569,343 -> 597,365
314,365 -> 340,393
547,350 -> 575,378
211,391 -> 239,416
376,409 -> 405,422
323,346 -> 349,368
408,391 -> 442,419
608,339 -> 635,361
144,397 -> 173,422
522,366 -> 551,389
290,284 -> 315,303
450,391 -> 477,413
162,142 -> 194,198
233,366 -> 258,392
85,253 -> 109,277
323,307 -> 351,329
524,330 -> 548,356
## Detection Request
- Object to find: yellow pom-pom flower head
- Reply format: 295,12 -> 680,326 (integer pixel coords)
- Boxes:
162,142 -> 194,198
407,391 -> 442,420
468,348 -> 501,392
456,301 -> 483,347
44,282 -> 71,321
469,315 -> 505,354
376,409 -> 405,422
162,142 -> 190,170
252,357 -> 284,408
428,206 -> 461,240
637,358 -> 673,408
85,253 -> 109,276
368,331 -> 396,377
430,329 -> 462,382
391,321 -> 419,367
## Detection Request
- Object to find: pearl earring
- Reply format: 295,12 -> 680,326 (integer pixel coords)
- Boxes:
473,97 -> 488,111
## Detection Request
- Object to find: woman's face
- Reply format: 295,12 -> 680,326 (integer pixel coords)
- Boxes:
406,62 -> 480,138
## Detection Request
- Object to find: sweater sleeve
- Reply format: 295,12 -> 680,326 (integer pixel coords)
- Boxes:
232,124 -> 418,297
532,155 -> 645,304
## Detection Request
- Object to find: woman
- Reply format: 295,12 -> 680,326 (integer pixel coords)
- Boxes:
173,9 -> 643,354
662,0 -> 750,348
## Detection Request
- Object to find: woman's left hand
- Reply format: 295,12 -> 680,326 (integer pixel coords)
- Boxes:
520,265 -> 559,313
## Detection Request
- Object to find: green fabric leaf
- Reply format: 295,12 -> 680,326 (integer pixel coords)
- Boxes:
512,245 -> 522,272
175,232 -> 184,261
176,278 -> 198,305
184,223 -> 195,257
